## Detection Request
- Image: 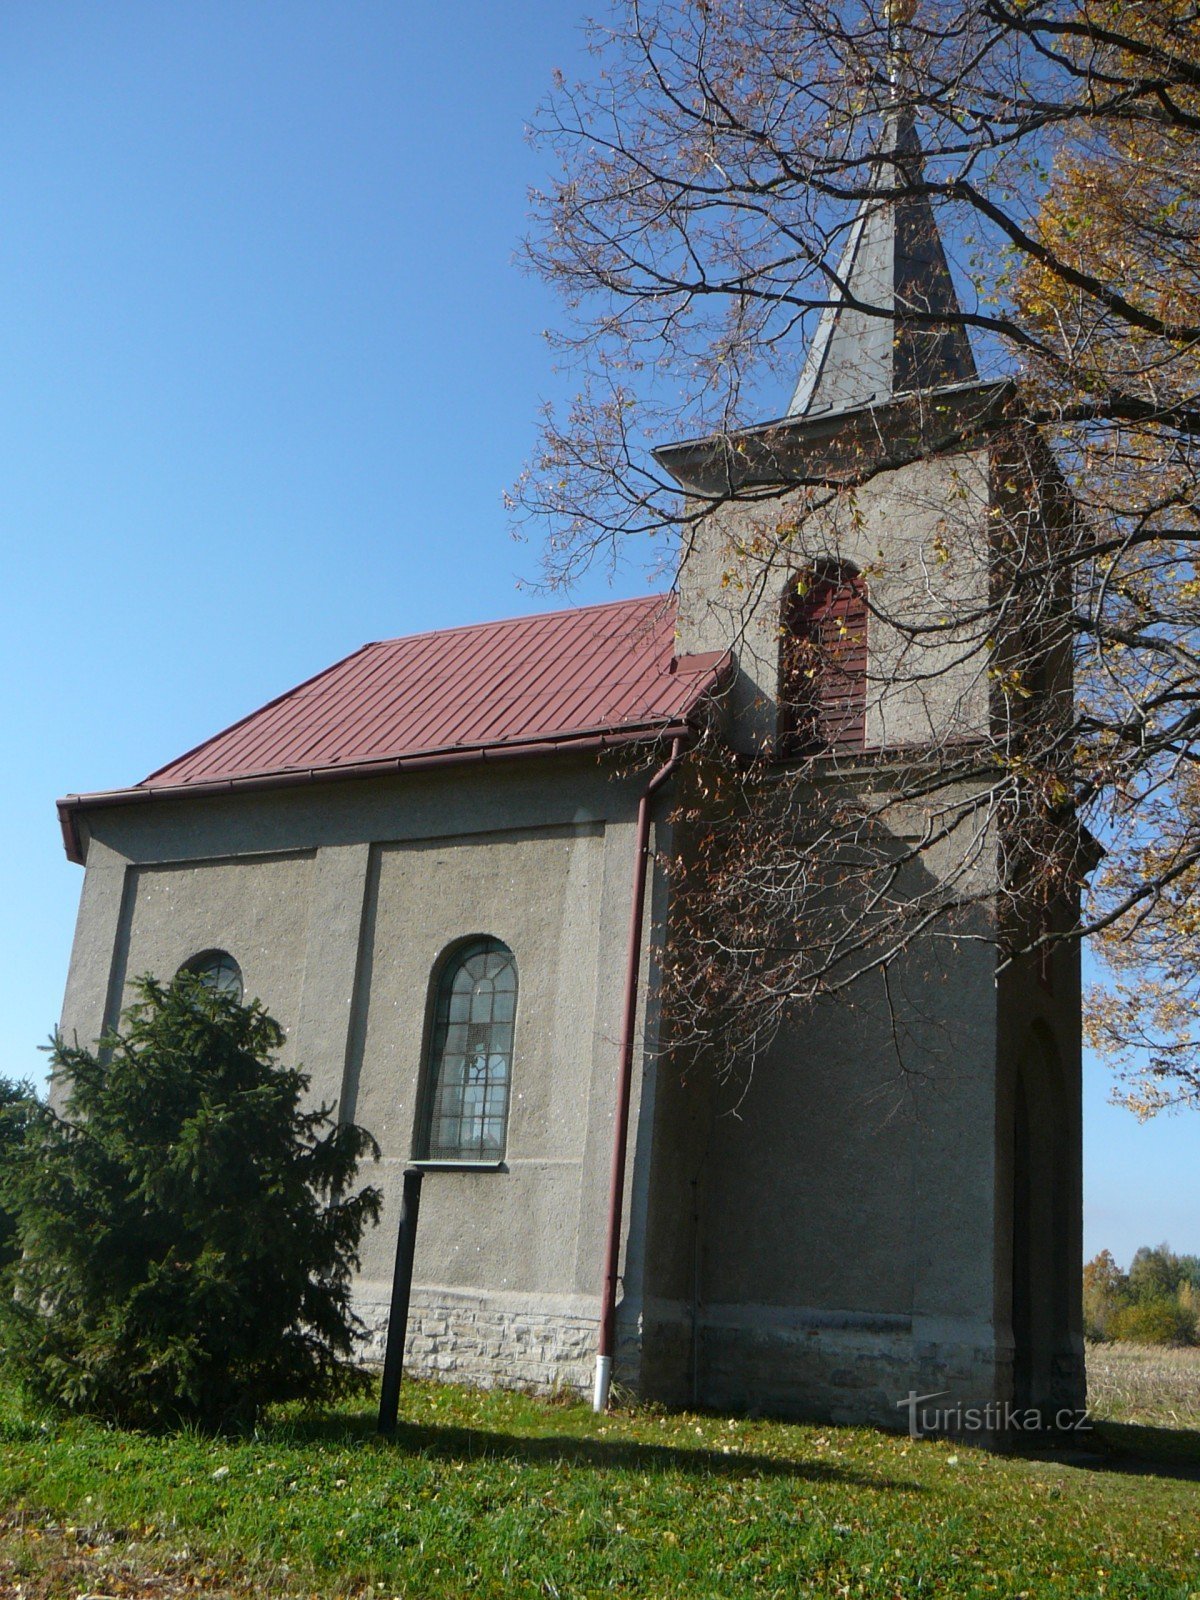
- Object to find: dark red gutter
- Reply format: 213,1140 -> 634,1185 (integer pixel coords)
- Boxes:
593,735 -> 686,1412
56,715 -> 714,866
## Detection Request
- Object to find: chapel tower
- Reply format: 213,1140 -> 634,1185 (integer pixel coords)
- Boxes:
626,93 -> 1086,1428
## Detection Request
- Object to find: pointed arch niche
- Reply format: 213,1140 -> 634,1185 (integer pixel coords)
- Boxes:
777,563 -> 868,756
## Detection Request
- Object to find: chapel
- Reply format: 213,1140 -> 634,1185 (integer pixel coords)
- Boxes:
55,101 -> 1084,1429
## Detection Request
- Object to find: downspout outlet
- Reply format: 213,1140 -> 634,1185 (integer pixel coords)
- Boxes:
592,1354 -> 613,1414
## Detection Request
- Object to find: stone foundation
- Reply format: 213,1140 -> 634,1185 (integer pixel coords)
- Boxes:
636,1301 -> 1014,1430
354,1286 -> 1034,1431
355,1284 -> 600,1395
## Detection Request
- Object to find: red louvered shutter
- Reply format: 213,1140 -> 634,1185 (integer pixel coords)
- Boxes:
778,570 -> 868,755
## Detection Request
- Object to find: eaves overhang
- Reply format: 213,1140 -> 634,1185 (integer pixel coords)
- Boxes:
56,657 -> 731,866
653,379 -> 1014,496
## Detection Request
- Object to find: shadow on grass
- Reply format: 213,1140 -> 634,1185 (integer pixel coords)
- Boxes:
1085,1420 -> 1200,1481
268,1410 -> 920,1492
1007,1419 -> 1200,1484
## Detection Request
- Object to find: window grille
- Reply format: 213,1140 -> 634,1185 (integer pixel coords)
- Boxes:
419,937 -> 516,1162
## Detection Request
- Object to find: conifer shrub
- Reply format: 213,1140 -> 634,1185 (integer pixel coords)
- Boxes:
0,1078 -> 37,1275
0,975 -> 381,1429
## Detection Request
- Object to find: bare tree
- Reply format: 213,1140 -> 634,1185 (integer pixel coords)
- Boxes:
517,0 -> 1200,1097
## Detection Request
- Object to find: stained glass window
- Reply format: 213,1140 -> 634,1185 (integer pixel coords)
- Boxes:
420,938 -> 516,1162
178,948 -> 244,1002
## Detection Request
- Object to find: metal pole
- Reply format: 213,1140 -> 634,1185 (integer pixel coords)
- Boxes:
377,1165 -> 424,1436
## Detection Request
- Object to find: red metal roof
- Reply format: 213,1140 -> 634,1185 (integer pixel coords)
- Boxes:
58,595 -> 728,861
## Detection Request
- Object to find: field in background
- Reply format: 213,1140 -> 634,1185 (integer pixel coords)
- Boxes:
1087,1340 -> 1200,1427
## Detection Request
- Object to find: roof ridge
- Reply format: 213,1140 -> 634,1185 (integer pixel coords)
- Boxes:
364,591 -> 673,651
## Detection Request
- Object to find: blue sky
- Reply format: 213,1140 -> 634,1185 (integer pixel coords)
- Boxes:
0,2 -> 1191,1269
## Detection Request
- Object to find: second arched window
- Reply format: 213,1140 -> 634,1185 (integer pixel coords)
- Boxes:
420,938 -> 517,1162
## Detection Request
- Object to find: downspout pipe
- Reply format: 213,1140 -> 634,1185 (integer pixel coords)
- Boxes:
593,736 -> 685,1413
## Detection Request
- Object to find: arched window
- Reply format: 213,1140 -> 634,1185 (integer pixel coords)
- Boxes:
778,565 -> 868,756
177,948 -> 243,1003
418,937 -> 517,1163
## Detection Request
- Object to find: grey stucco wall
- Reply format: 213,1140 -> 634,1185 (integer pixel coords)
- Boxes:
676,448 -> 994,755
59,753 -> 671,1396
993,926 -> 1086,1414
351,822 -> 610,1302
111,851 -> 315,1064
56,739 -> 1078,1422
635,872 -> 1012,1419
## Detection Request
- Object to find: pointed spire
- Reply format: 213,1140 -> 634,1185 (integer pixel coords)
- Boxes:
786,105 -> 977,419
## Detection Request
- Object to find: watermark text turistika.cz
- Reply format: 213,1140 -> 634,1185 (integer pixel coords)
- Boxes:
896,1390 -> 1092,1440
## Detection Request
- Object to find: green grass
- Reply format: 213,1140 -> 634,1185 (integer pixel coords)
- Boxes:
0,1377 -> 1198,1598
